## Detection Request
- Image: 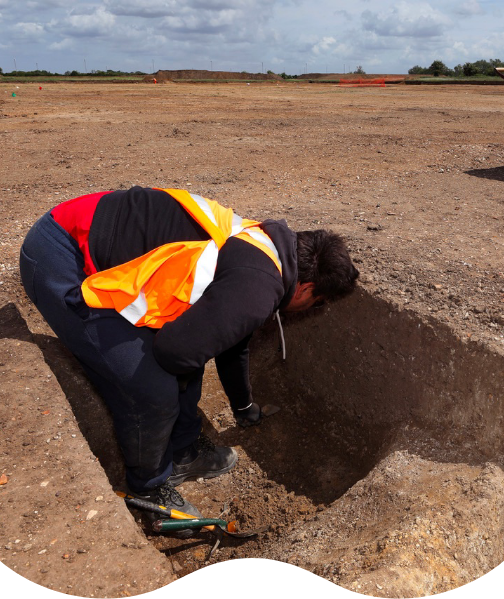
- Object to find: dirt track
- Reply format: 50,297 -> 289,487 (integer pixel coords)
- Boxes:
1,80 -> 504,597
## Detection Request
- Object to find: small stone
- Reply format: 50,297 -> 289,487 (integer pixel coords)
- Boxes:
86,510 -> 98,520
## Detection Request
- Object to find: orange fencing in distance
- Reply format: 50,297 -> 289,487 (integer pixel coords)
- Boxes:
339,78 -> 386,87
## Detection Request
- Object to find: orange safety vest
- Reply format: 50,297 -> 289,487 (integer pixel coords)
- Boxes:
81,189 -> 283,328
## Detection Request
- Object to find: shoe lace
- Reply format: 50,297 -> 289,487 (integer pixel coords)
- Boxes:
157,480 -> 184,508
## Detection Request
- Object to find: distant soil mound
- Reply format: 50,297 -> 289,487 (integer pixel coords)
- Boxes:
144,70 -> 282,83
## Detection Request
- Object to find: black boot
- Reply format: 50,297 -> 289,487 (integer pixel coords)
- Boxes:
170,434 -> 238,486
233,402 -> 262,427
131,478 -> 201,515
130,478 -> 202,538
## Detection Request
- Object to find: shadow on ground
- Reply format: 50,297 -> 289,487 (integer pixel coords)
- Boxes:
465,166 -> 504,181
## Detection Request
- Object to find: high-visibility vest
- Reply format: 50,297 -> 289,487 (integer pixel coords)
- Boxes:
81,189 -> 283,328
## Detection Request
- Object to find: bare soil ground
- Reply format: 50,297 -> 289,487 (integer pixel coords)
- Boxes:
1,80 -> 504,597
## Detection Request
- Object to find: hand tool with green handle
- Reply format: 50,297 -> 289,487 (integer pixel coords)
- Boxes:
116,491 -> 264,537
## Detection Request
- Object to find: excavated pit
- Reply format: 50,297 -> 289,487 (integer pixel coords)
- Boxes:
245,287 -> 504,595
250,286 -> 504,488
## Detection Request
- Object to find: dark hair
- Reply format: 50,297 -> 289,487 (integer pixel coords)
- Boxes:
296,230 -> 359,300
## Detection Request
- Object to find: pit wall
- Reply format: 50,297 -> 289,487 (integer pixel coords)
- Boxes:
250,287 -> 504,471
248,287 -> 504,596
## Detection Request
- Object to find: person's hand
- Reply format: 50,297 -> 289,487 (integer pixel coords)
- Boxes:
233,402 -> 262,427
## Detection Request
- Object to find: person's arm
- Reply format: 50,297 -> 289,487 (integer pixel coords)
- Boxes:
214,334 -> 252,411
153,264 -> 283,376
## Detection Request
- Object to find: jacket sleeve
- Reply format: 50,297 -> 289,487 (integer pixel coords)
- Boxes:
152,262 -> 284,401
214,335 -> 253,411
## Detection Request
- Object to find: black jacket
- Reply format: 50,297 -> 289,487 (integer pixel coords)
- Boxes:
89,187 -> 298,410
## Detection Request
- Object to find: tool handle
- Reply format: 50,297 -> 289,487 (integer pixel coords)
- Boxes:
152,518 -> 228,533
169,509 -> 236,533
169,508 -> 199,520
117,492 -> 171,517
116,493 -> 195,520
116,491 -> 237,533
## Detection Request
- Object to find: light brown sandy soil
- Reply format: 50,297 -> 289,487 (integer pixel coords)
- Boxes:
1,80 -> 504,597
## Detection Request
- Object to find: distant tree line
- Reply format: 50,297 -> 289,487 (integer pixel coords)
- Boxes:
277,65 -> 366,79
0,68 -> 146,77
409,58 -> 504,77
64,69 -> 147,77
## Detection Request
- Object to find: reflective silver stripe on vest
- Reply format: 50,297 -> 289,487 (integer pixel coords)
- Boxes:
231,212 -> 244,236
190,194 -> 218,226
244,228 -> 283,272
188,195 -> 246,305
188,194 -> 282,305
120,287 -> 148,325
189,240 -> 219,304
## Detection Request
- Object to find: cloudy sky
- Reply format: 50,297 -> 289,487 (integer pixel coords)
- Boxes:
0,0 -> 503,75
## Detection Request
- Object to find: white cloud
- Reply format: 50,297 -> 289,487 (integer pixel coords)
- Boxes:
468,32 -> 504,58
153,0 -> 275,42
452,41 -> 469,56
56,5 -> 116,37
453,0 -> 484,17
362,1 -> 452,38
12,21 -> 45,39
311,36 -> 337,56
26,0 -> 68,8
104,0 -> 178,18
49,37 -> 73,50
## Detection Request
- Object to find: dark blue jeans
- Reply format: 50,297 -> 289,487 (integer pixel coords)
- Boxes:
19,211 -> 203,492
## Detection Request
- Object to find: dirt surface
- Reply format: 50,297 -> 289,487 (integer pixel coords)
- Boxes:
1,80 -> 504,597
